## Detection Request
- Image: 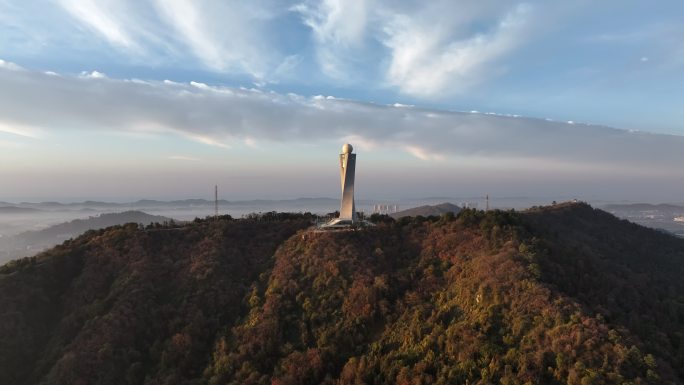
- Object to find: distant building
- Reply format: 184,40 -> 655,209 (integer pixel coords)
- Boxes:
373,204 -> 398,214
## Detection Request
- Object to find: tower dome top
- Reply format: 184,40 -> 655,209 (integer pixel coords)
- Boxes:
341,143 -> 353,154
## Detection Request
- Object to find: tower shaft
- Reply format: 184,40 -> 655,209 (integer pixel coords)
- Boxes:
339,152 -> 357,221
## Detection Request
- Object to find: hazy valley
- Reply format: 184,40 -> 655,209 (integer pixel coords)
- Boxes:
3,198 -> 684,264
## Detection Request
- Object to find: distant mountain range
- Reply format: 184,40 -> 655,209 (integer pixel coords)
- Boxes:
603,203 -> 684,212
3,197 -> 339,211
0,206 -> 42,214
0,211 -> 174,263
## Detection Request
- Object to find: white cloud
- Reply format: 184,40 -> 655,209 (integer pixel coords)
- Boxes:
244,137 -> 259,148
168,155 -> 200,161
382,3 -> 533,96
0,59 -> 23,71
53,0 -> 183,66
293,0 -> 371,78
58,0 -> 136,49
293,0 -> 369,47
80,70 -> 107,79
0,65 -> 683,179
294,1 -> 537,95
8,0 -> 554,94
51,0 -> 286,78
153,0 -> 279,77
404,145 -> 444,161
0,121 -> 42,139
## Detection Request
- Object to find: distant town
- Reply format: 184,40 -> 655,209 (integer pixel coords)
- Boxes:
603,203 -> 684,238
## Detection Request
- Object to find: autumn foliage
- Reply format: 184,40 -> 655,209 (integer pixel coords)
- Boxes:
1,204 -> 682,384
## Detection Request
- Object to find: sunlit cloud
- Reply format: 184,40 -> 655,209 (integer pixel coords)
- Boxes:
382,3 -> 533,96
0,121 -> 43,139
152,0 -> 282,77
1,64 -> 683,180
168,155 -> 200,161
0,59 -> 24,71
294,1 -> 538,95
293,0 -> 370,79
52,0 -> 286,77
244,137 -> 259,148
404,145 -> 444,161
57,0 -> 137,49
4,0 -> 682,107
80,70 -> 107,79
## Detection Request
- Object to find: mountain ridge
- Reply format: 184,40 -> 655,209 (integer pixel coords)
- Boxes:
0,204 -> 682,384
0,211 -> 174,263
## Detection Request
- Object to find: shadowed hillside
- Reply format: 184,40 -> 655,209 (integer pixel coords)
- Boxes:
1,205 -> 683,384
522,203 -> 684,381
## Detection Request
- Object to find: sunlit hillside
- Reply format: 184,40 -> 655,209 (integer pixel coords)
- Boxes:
1,204 -> 682,384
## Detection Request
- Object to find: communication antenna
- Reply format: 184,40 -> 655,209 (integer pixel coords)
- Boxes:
486,194 -> 489,211
214,185 -> 218,219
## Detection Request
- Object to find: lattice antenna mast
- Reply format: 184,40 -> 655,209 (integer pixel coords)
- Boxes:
486,194 -> 489,211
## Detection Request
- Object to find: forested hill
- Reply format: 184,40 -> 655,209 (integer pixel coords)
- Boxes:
1,204 -> 683,385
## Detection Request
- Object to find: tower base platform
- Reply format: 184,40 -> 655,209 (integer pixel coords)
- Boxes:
317,218 -> 375,230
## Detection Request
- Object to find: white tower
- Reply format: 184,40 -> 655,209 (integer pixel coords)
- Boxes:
339,143 -> 357,222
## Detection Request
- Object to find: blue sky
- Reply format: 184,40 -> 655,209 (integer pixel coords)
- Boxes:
1,1 -> 683,201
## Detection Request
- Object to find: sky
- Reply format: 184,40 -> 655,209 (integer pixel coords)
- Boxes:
0,0 -> 683,202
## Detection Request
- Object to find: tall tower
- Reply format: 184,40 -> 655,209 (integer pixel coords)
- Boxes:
339,143 -> 357,222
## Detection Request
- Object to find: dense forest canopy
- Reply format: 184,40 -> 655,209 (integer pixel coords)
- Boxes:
1,203 -> 683,384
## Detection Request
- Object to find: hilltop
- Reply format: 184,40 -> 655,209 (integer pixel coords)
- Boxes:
390,202 -> 462,219
0,204 -> 682,384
